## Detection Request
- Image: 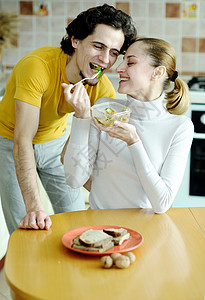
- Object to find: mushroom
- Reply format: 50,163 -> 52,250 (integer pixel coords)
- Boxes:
124,252 -> 136,264
100,255 -> 113,268
115,255 -> 130,269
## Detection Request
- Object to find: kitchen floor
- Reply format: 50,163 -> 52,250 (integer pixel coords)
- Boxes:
0,267 -> 12,300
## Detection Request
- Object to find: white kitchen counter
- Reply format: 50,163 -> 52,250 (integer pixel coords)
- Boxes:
189,90 -> 205,104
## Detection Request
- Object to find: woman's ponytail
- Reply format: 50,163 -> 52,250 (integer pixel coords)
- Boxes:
165,77 -> 190,115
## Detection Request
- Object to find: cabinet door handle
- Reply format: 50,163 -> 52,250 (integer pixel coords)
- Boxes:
200,113 -> 205,125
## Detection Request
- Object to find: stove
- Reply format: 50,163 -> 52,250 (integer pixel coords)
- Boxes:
188,76 -> 205,91
173,76 -> 205,207
187,77 -> 205,104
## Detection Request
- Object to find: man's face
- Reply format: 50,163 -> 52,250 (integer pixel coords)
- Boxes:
71,24 -> 125,85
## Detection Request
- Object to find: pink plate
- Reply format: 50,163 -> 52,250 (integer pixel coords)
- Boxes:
62,225 -> 144,256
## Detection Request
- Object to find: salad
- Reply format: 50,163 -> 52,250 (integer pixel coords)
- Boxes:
94,107 -> 130,127
93,65 -> 102,79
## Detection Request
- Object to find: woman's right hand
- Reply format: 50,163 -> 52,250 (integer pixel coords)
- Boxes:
61,82 -> 91,119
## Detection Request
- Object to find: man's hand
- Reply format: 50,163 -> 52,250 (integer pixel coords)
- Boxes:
61,82 -> 91,119
19,210 -> 52,230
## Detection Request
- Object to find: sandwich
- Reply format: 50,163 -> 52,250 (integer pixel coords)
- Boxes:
103,228 -> 130,245
72,227 -> 130,253
72,229 -> 114,253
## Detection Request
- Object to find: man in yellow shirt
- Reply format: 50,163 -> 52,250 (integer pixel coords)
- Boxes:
0,4 -> 136,233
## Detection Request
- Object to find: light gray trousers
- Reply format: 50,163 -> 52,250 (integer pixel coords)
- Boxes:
0,131 -> 85,234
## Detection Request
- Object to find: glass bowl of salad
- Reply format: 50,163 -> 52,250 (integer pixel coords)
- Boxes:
91,102 -> 132,127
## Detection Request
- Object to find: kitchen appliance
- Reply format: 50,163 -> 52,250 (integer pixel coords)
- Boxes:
173,77 -> 205,207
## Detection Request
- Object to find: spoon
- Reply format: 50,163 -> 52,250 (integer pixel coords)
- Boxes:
73,71 -> 100,87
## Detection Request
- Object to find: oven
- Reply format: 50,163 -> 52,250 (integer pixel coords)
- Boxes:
173,87 -> 205,207
190,106 -> 205,197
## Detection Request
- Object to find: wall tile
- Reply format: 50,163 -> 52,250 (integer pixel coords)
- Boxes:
165,19 -> 181,36
3,48 -> 20,66
20,47 -> 36,58
116,2 -> 130,15
182,38 -> 197,52
51,33 -> 62,47
51,1 -> 65,15
98,0 -> 115,6
36,17 -> 49,33
51,17 -> 67,34
148,20 -> 164,38
132,2 -> 148,18
1,0 -> 19,12
19,32 -> 34,48
36,33 -> 50,48
10,37 -> 18,48
66,2 -> 82,17
149,2 -> 164,18
166,36 -> 181,54
199,38 -> 205,53
0,0 -> 205,76
134,20 -> 148,36
199,20 -> 205,38
199,2 -> 205,19
19,1 -> 33,15
166,3 -> 180,18
19,17 -> 33,32
182,20 -> 197,37
198,53 -> 205,74
82,1 -> 98,11
181,53 -> 197,73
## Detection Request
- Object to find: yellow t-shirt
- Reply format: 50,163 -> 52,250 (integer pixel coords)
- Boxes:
0,47 -> 116,144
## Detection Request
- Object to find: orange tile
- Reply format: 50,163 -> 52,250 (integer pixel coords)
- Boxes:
166,3 -> 180,18
67,19 -> 74,26
199,39 -> 205,53
10,37 -> 18,47
116,2 -> 130,15
182,38 -> 197,52
181,71 -> 198,76
19,1 -> 33,15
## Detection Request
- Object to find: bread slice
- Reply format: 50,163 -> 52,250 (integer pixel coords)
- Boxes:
72,228 -> 130,252
103,228 -> 130,245
79,229 -> 113,247
72,236 -> 114,253
103,228 -> 127,237
112,232 -> 130,245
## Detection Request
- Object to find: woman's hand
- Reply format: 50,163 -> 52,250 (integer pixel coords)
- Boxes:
93,118 -> 140,146
61,82 -> 91,119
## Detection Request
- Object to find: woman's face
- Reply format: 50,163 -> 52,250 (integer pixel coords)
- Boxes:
116,41 -> 155,98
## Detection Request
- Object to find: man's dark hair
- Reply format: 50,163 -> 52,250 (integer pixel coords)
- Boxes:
60,4 -> 137,55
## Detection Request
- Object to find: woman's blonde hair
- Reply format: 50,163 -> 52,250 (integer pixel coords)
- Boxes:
134,37 -> 190,115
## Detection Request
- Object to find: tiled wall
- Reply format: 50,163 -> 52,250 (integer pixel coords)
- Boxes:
1,0 -> 205,75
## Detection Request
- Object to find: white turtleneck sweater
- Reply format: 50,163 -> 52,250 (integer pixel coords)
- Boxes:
64,94 -> 194,213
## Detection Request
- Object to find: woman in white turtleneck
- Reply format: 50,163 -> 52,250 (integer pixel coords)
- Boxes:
62,37 -> 194,214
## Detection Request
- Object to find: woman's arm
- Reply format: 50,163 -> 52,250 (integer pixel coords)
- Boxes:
129,119 -> 194,213
64,117 -> 100,188
62,82 -> 100,188
97,118 -> 194,213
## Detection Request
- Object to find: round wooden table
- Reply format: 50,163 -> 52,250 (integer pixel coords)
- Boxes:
4,207 -> 205,300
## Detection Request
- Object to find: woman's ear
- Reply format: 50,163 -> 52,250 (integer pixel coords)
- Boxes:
152,66 -> 166,80
71,37 -> 79,49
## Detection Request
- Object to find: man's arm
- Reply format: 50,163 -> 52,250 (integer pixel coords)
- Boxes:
13,99 -> 52,230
